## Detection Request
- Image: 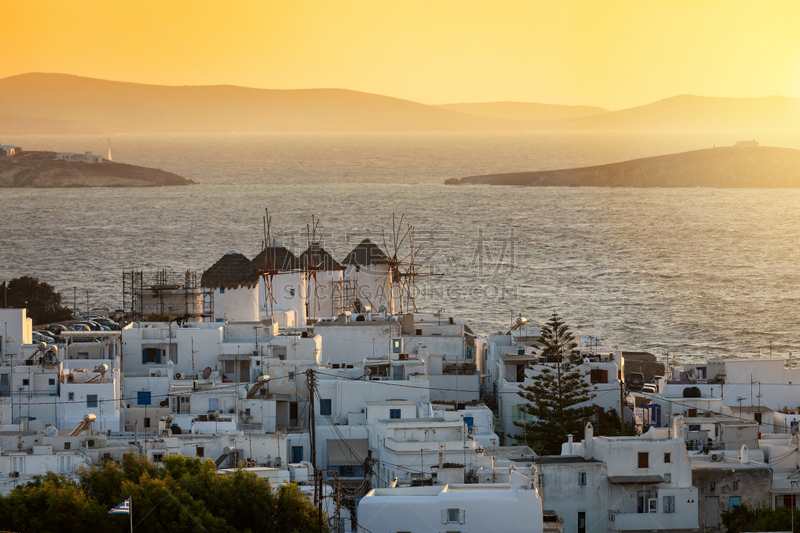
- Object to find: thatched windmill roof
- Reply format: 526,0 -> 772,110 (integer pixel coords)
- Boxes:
251,241 -> 300,271
202,251 -> 260,290
342,239 -> 389,266
300,244 -> 344,271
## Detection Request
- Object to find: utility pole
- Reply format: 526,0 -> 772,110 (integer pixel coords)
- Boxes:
86,291 -> 90,316
73,287 -> 77,314
306,369 -> 317,471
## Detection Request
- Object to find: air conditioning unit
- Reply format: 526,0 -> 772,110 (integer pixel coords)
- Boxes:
174,372 -> 186,380
87,439 -> 97,449
711,453 -> 722,462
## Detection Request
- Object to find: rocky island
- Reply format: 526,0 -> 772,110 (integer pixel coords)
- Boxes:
445,145 -> 800,188
0,150 -> 195,187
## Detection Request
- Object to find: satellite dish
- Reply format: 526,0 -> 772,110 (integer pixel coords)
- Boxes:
202,367 -> 212,380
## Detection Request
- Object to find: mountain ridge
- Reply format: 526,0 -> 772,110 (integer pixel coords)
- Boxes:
1,73 -> 799,134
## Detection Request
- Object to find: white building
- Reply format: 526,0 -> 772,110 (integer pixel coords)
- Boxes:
252,243 -> 307,327
56,151 -> 104,163
342,239 -> 396,313
299,244 -> 345,320
358,472 -> 542,533
202,251 -> 261,322
0,145 -> 18,156
542,421 -> 699,533
0,308 -> 33,365
665,356 -> 800,434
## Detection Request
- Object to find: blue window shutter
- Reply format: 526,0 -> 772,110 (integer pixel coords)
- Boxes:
137,391 -> 151,405
142,349 -> 147,365
155,349 -> 161,364
320,399 -> 332,416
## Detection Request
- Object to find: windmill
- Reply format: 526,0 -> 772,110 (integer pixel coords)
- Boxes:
377,213 -> 439,314
255,209 -> 304,318
303,215 -> 325,320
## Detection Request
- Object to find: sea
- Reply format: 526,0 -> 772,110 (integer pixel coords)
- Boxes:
3,130 -> 800,365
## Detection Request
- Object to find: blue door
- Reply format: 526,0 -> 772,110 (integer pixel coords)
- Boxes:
463,416 -> 474,431
292,446 -> 303,463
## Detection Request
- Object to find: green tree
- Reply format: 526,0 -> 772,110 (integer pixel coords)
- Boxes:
721,503 -> 795,533
594,408 -> 639,437
2,455 -> 325,533
144,312 -> 171,322
4,276 -> 72,325
0,473 -> 117,533
514,312 -> 598,454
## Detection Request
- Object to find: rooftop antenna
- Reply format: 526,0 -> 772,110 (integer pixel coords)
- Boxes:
191,337 -> 197,390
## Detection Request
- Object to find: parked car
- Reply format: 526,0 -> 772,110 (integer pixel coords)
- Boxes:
642,384 -> 658,394
91,317 -> 120,330
32,331 -> 51,344
75,321 -> 102,331
69,323 -> 91,332
627,372 -> 645,391
45,324 -> 66,335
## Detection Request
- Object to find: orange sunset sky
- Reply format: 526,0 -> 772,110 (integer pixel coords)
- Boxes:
2,0 -> 799,110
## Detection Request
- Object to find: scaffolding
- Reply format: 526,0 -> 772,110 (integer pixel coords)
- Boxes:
122,270 -> 213,321
331,279 -> 359,316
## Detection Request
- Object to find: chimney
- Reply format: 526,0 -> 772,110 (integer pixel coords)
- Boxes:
568,434 -> 574,455
584,422 -> 594,459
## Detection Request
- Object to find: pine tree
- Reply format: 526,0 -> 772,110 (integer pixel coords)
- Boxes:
514,312 -> 597,455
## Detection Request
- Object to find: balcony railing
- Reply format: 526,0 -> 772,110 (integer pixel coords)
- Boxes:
326,464 -> 366,478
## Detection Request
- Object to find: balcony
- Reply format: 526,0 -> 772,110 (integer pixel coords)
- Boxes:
325,464 -> 366,478
608,510 -> 698,531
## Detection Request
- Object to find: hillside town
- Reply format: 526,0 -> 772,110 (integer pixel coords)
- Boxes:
0,236 -> 797,533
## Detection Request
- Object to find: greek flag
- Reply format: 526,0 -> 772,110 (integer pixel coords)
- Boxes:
109,498 -> 131,514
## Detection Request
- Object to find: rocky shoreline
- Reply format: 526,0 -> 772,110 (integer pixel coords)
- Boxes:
0,151 -> 195,188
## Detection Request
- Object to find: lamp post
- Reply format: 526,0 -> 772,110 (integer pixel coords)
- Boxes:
86,291 -> 89,316
73,287 -> 77,314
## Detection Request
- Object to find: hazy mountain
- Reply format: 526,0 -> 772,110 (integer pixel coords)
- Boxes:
1,74 -> 798,134
0,73 -> 524,134
436,102 -> 609,121
546,95 -> 800,131
446,146 -> 800,188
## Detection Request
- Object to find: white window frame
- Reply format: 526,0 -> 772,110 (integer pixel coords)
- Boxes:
171,395 -> 191,414
446,508 -> 460,524
11,455 -> 25,474
578,472 -> 587,486
663,495 -> 676,513
58,454 -> 73,473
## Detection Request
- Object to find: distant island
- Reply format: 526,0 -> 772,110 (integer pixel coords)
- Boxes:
445,145 -> 800,188
0,150 -> 195,188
